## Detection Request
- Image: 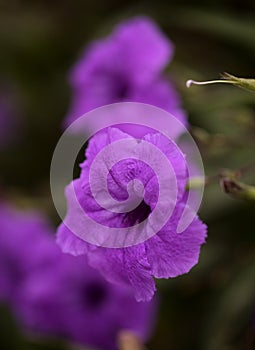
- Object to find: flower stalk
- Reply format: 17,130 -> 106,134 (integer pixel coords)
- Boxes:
186,73 -> 255,93
220,170 -> 255,200
186,176 -> 205,190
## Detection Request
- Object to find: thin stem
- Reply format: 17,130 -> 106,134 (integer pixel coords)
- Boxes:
220,175 -> 255,200
186,79 -> 234,88
186,73 -> 255,92
186,176 -> 205,190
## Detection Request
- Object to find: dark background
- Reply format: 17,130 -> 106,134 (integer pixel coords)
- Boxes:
0,1 -> 255,349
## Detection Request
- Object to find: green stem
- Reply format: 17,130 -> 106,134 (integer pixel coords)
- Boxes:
186,177 -> 205,190
220,175 -> 255,200
186,72 -> 255,93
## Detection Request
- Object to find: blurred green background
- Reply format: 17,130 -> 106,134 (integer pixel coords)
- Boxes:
0,0 -> 255,349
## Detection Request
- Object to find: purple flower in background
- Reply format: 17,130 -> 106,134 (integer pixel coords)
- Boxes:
0,203 -> 156,350
0,204 -> 59,303
64,16 -> 187,138
57,127 -> 207,301
17,255 -> 156,350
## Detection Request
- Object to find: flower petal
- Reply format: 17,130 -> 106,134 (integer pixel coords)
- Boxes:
145,206 -> 207,278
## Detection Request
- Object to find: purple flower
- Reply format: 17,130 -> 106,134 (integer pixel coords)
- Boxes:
0,203 -> 156,350
0,204 -> 59,303
64,16 -> 187,139
17,254 -> 156,350
57,127 -> 207,301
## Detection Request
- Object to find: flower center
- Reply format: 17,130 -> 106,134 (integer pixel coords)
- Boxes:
123,200 -> 151,226
83,282 -> 108,309
116,80 -> 129,100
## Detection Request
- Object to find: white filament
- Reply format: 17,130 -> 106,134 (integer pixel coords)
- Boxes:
186,79 -> 233,88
